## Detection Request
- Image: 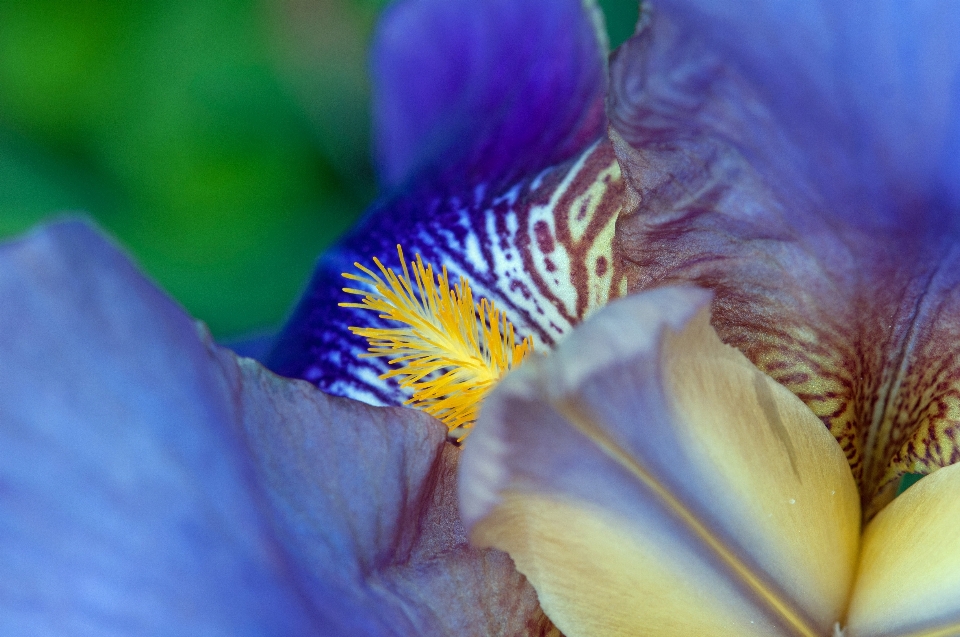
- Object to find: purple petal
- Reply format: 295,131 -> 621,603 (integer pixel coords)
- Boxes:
609,5 -> 960,515
0,220 -> 319,636
372,0 -> 607,192
268,0 -> 622,407
620,0 -> 960,218
220,355 -> 548,636
0,220 -> 547,636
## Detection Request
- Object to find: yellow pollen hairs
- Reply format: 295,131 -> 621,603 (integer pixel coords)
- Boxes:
340,246 -> 534,439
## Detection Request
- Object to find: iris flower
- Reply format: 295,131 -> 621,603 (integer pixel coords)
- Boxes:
461,287 -> 960,637
454,2 -> 960,637
0,220 -> 558,636
265,0 -> 624,408
0,0 -> 610,633
4,0 -> 960,636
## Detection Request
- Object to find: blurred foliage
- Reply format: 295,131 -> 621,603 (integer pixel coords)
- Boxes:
599,0 -> 640,50
0,0 -> 638,338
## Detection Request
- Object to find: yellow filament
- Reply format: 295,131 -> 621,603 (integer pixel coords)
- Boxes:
340,245 -> 533,438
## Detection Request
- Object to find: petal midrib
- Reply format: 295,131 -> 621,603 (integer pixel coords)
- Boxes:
552,394 -> 823,637
897,621 -> 960,637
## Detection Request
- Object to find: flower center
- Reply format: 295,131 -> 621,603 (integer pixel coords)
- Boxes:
341,245 -> 533,440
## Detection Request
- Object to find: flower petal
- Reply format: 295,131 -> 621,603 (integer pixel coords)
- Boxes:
0,219 -> 546,636
846,464 -> 960,637
460,289 -> 860,637
268,0 -> 624,407
0,220 -> 319,636
609,5 -> 960,514
371,0 -> 607,192
616,0 -> 960,218
218,353 -> 549,636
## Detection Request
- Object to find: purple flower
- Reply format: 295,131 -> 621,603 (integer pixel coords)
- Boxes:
452,2 -> 960,636
0,0 -> 621,633
265,0 -> 625,408
0,220 -> 554,636
10,0 -> 960,635
608,0 -> 960,517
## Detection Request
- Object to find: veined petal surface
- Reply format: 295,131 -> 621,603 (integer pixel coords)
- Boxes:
267,0 -> 624,407
637,0 -> 960,215
460,289 -> 860,637
0,219 -> 548,636
846,463 -> 960,637
610,4 -> 960,514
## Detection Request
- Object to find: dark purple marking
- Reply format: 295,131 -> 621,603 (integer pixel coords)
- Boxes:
534,220 -> 555,254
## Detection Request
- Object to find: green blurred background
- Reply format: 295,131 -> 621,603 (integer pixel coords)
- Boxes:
0,0 -> 638,339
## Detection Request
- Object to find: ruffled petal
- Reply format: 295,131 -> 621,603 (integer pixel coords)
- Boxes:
846,463 -> 960,636
460,289 -> 860,637
0,219 -> 546,636
268,0 -> 623,406
610,5 -> 960,514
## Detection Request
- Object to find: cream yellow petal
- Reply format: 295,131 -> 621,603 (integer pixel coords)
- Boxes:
460,288 -> 860,637
846,463 -> 960,637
